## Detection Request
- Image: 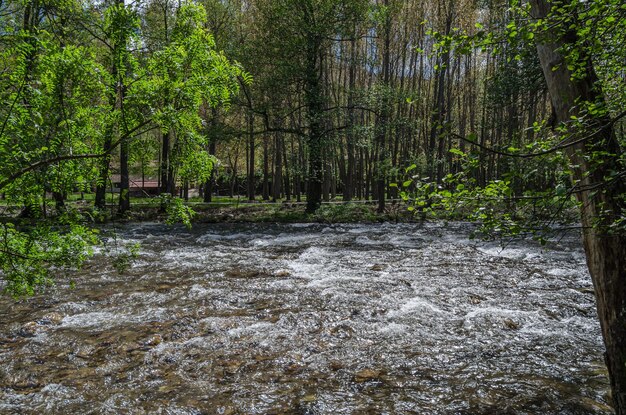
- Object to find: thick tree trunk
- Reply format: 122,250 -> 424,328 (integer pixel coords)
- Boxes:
530,0 -> 626,412
304,41 -> 324,213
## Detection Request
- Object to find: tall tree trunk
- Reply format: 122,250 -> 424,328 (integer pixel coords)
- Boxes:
118,136 -> 130,213
375,0 -> 391,213
304,41 -> 324,213
203,139 -> 216,203
160,131 -> 170,194
247,108 -> 256,201
273,132 -> 283,202
95,127 -> 113,209
262,137 -> 269,200
283,135 -> 291,201
530,1 -> 626,412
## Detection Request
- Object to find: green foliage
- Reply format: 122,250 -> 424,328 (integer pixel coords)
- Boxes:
111,242 -> 141,274
396,149 -> 578,240
160,194 -> 196,229
0,0 -> 247,296
421,0 -> 626,239
0,223 -> 98,297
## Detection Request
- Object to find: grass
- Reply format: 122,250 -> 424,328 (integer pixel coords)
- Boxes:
0,191 -> 424,224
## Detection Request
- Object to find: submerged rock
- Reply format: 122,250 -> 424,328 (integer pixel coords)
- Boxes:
18,322 -> 38,337
503,318 -> 519,330
354,368 -> 382,383
39,312 -> 64,325
224,268 -> 271,278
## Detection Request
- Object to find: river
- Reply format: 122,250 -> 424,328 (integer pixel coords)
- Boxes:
0,222 -> 611,414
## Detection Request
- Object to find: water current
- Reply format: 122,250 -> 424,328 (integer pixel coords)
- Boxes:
0,222 -> 611,414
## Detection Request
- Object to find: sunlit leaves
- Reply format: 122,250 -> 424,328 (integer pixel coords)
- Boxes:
0,223 -> 98,297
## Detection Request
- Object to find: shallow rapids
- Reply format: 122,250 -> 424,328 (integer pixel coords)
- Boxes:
0,222 -> 611,414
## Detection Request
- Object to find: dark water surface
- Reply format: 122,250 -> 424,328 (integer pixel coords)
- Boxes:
0,222 -> 611,414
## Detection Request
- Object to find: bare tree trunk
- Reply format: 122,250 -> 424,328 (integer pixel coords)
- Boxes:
247,107 -> 255,201
375,0 -> 391,213
262,137 -> 269,201
273,132 -> 283,202
203,139 -> 216,203
118,135 -> 130,213
160,131 -> 170,194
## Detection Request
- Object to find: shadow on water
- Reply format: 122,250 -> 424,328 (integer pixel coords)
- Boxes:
0,222 -> 612,414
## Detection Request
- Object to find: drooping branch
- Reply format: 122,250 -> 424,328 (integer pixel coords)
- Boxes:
0,153 -> 106,192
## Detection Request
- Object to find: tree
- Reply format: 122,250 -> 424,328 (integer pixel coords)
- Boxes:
422,0 -> 626,410
528,0 -> 626,411
253,0 -> 367,212
0,0 -> 245,296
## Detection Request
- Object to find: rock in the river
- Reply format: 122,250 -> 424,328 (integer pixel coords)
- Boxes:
39,312 -> 64,325
468,294 -> 485,305
503,318 -> 519,330
354,368 -> 382,383
225,268 -> 270,279
145,334 -> 163,346
329,361 -> 343,371
370,264 -> 385,271
330,324 -> 355,339
18,322 -> 38,337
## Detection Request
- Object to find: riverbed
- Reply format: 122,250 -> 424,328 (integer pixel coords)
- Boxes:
0,222 -> 611,414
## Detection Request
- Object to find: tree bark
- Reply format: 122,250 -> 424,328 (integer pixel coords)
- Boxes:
203,139 -> 216,203
374,0 -> 391,213
160,131 -> 170,194
247,108 -> 255,201
118,135 -> 130,213
273,132 -> 283,202
530,1 -> 626,412
304,39 -> 324,213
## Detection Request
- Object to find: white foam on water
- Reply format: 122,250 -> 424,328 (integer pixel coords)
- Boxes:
546,267 -> 575,277
61,308 -> 169,329
388,296 -> 446,317
187,284 -> 215,299
227,321 -> 277,339
251,232 -> 320,247
377,322 -> 409,336
477,246 -> 542,261
196,232 -> 257,244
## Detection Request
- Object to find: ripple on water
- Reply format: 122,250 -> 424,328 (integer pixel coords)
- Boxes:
61,308 -> 170,329
0,222 -> 610,415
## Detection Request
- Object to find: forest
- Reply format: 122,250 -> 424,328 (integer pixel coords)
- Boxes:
0,0 -> 625,413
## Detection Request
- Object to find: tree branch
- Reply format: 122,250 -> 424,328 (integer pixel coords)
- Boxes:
450,109 -> 626,159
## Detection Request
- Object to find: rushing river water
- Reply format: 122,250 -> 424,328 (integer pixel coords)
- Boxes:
0,222 -> 612,414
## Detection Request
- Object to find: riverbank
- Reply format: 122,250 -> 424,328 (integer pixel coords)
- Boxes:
107,200 -> 419,224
